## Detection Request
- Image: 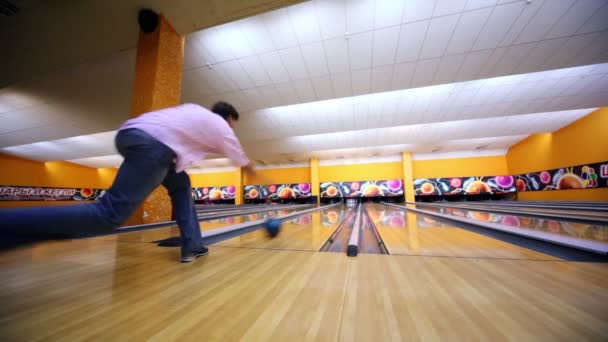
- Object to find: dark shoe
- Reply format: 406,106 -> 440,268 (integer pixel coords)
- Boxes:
180,246 -> 209,263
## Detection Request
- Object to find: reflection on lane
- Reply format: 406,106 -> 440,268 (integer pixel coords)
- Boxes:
207,207 -> 347,251
368,204 -> 558,260
417,205 -> 608,243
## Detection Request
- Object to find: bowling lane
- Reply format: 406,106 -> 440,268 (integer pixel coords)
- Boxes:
211,206 -> 347,251
416,204 -> 608,252
367,204 -> 559,260
110,207 -> 306,243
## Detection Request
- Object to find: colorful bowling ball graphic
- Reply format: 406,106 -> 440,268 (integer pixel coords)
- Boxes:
420,182 -> 435,194
540,171 -> 551,184
450,178 -> 462,188
350,182 -> 360,191
387,180 -> 402,192
557,174 -> 584,189
209,190 -> 223,200
279,187 -> 295,198
269,185 -> 277,193
495,176 -> 514,188
247,188 -> 259,198
298,183 -> 311,193
466,181 -> 491,194
326,185 -> 339,197
202,187 -> 209,195
363,184 -> 384,197
79,188 -> 94,198
516,179 -> 526,192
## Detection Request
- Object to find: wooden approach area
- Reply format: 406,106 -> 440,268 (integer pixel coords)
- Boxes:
0,225 -> 607,341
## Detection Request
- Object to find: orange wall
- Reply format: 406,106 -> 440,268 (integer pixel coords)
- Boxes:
189,171 -> 236,187
507,108 -> 608,201
319,162 -> 402,182
413,156 -> 508,178
245,167 -> 310,185
0,153 -> 117,208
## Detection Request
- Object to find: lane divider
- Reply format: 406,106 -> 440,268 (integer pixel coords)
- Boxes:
347,205 -> 362,257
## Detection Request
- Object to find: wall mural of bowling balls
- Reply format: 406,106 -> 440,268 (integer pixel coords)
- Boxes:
192,186 -> 236,200
320,179 -> 404,197
413,176 -> 515,195
0,185 -> 105,201
244,183 -> 312,199
515,161 -> 607,192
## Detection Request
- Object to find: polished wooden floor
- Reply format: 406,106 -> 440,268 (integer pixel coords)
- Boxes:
1,207 -> 607,341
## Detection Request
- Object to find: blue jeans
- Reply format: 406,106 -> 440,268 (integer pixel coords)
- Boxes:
0,128 -> 204,253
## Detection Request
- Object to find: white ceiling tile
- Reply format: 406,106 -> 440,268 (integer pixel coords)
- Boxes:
300,42 -> 330,77
371,65 -> 394,93
274,82 -> 300,105
576,1 -> 608,34
373,26 -> 400,66
546,0 -> 606,39
351,69 -> 372,95
324,37 -> 350,73
434,54 -> 466,84
514,0 -> 576,44
311,76 -> 335,101
238,16 -> 276,54
258,51 -> 290,84
346,0 -> 375,33
242,88 -> 265,110
315,0 -> 347,40
543,32 -> 600,70
465,0 -> 498,10
215,65 -> 243,93
478,47 -> 508,78
433,0 -> 467,17
279,47 -> 309,80
262,8 -> 299,49
402,0 -> 437,23
216,22 -> 256,59
292,79 -> 317,103
420,14 -> 460,59
499,0 -> 546,47
411,58 -> 440,88
219,60 -> 255,90
395,21 -> 429,62
196,28 -> 235,63
473,2 -> 525,51
455,49 -> 493,81
489,42 -> 537,77
392,61 -> 415,89
330,72 -> 352,98
571,31 -> 608,66
288,2 -> 322,44
374,0 -> 405,29
445,7 -> 493,55
348,31 -> 374,69
238,56 -> 272,87
257,85 -> 282,108
513,38 -> 568,74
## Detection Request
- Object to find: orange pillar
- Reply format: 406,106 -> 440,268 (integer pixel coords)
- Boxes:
125,14 -> 184,225
402,152 -> 415,203
235,167 -> 244,205
310,157 -> 320,205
